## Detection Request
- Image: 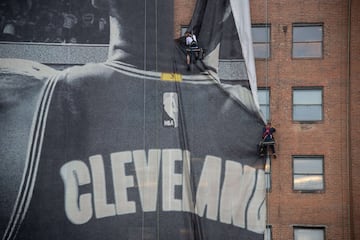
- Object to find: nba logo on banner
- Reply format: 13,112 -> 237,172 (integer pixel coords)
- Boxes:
163,92 -> 179,128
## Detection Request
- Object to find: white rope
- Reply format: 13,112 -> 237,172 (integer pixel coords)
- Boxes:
142,2 -> 147,240
154,3 -> 161,239
264,0 -> 271,235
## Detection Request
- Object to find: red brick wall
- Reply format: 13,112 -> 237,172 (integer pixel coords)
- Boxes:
174,0 -> 196,38
350,0 -> 360,238
252,0 -> 352,239
173,0 -> 357,238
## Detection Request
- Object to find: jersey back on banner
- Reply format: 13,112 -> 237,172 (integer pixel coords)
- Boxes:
0,0 -> 266,238
1,62 -> 266,240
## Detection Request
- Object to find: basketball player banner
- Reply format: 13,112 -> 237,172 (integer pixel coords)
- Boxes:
0,0 -> 266,239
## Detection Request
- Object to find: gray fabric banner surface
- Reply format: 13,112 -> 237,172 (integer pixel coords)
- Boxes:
0,0 -> 266,239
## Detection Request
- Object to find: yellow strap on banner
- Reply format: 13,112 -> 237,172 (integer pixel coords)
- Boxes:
161,73 -> 182,82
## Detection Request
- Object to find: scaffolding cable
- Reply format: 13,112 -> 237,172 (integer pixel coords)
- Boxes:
264,0 -> 271,235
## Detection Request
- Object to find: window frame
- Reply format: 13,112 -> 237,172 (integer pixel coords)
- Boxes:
293,226 -> 326,240
292,23 -> 324,59
292,155 -> 325,192
252,23 -> 271,59
292,87 -> 324,123
265,155 -> 272,192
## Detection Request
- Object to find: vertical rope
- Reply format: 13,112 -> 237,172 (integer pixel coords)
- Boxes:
142,2 -> 147,240
265,0 -> 269,92
264,0 -> 270,236
154,2 -> 161,239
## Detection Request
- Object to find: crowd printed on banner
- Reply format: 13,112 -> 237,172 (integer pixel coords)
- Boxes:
60,148 -> 266,234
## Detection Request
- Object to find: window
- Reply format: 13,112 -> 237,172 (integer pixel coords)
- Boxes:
292,24 -> 323,58
293,156 -> 324,191
265,155 -> 271,191
258,88 -> 270,122
294,227 -> 325,240
252,24 -> 271,59
180,26 -> 189,37
293,88 -> 323,122
265,225 -> 272,240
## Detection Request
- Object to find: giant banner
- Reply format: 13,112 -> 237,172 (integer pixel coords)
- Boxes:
0,0 -> 266,239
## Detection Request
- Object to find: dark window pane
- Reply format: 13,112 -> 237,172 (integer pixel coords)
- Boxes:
293,105 -> 322,121
294,228 -> 325,240
293,157 -> 324,191
293,90 -> 322,104
265,173 -> 271,190
294,175 -> 324,190
254,43 -> 270,58
258,89 -> 270,121
252,25 -> 270,59
294,159 -> 323,174
260,106 -> 270,121
292,24 -> 323,58
252,27 -> 269,42
293,42 -> 322,58
258,90 -> 270,103
293,26 -> 323,42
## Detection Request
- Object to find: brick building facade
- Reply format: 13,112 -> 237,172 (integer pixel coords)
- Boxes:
176,0 -> 359,239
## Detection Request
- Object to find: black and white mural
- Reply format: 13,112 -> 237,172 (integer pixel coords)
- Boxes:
0,0 -> 266,239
